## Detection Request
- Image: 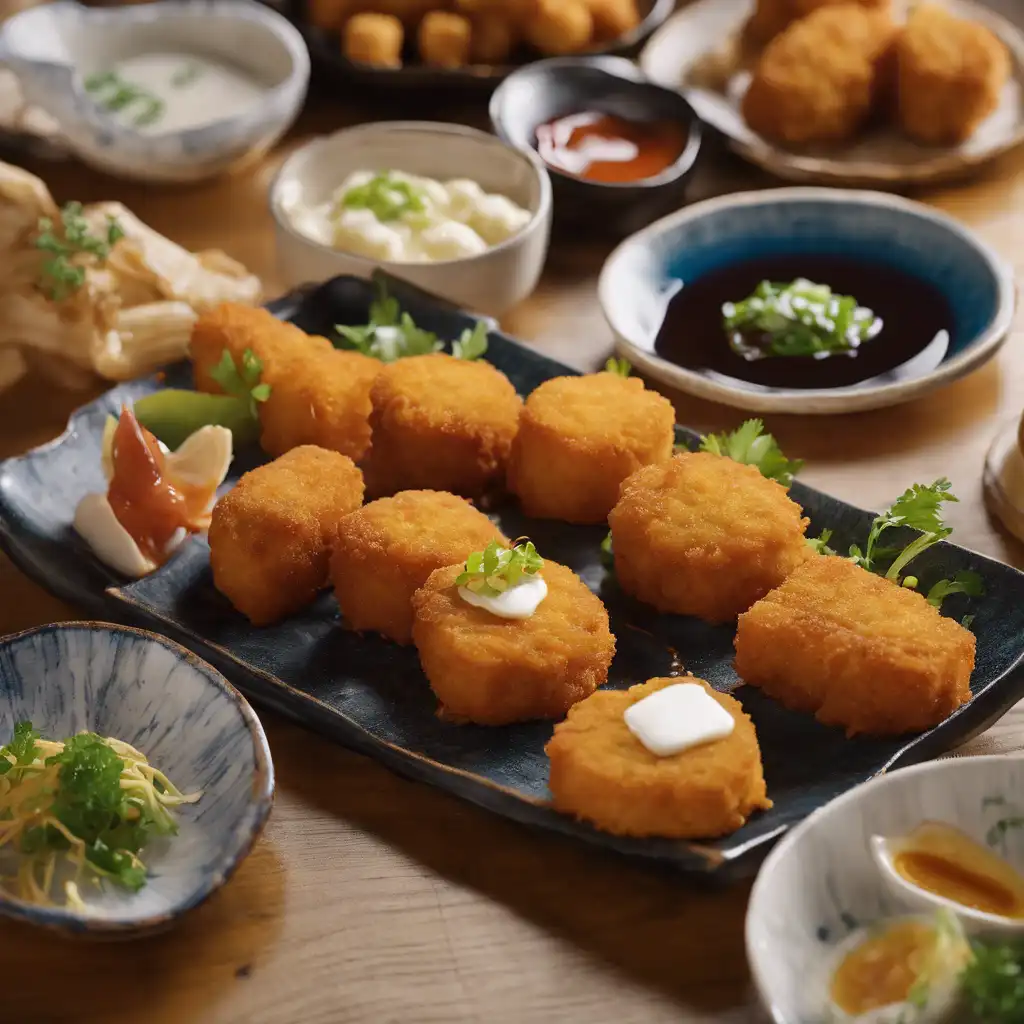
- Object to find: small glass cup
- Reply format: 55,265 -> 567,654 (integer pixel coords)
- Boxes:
983,413 -> 1024,543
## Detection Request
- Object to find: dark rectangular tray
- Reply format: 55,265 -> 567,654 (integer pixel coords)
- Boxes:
3,274 -> 1023,877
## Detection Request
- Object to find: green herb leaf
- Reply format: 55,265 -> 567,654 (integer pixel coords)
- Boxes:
208,347 -> 271,419
699,418 -> 804,488
926,569 -> 985,609
451,322 -> 489,361
339,172 -> 426,223
334,282 -> 445,362
83,70 -> 165,128
604,357 -> 631,377
600,531 -> 614,569
34,202 -> 124,301
0,720 -> 40,777
805,528 -> 836,557
455,539 -> 543,599
962,940 -> 1024,1022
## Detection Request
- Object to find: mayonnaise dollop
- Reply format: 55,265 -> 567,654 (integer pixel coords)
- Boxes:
458,575 -> 548,620
624,683 -> 735,757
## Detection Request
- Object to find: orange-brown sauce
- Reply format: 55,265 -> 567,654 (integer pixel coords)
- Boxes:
895,848 -> 1024,918
107,406 -> 213,563
535,111 -> 687,184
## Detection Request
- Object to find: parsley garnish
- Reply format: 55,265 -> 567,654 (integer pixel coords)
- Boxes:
961,940 -> 1024,1021
339,172 -> 426,223
451,321 -> 489,361
699,418 -> 804,488
456,539 -> 543,599
209,347 -> 272,419
605,357 -> 631,377
34,201 -> 124,301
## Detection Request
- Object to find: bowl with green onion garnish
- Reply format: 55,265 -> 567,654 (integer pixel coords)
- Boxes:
599,187 -> 1015,414
0,622 -> 273,936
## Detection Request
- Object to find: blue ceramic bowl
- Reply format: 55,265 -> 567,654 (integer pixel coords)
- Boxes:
0,622 -> 274,936
599,188 -> 1016,414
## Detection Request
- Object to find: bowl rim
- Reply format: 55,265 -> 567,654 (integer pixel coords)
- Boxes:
745,753 -> 1024,1024
0,619 -> 275,936
598,186 -> 1017,414
268,120 -> 554,271
488,55 -> 704,191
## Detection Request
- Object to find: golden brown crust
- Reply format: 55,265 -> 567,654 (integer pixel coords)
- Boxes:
608,452 -> 810,623
411,560 -> 615,725
745,0 -> 890,47
208,446 -> 364,626
546,677 -> 772,839
507,371 -> 676,525
330,490 -> 506,644
734,555 -> 976,736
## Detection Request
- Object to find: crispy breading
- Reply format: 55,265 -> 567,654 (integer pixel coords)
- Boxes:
608,452 -> 810,623
330,490 -> 506,644
208,446 -> 364,626
411,560 -> 615,725
742,4 -> 898,144
896,3 -> 1010,146
734,555 -> 976,736
361,353 -> 522,499
508,371 -> 676,525
745,0 -> 890,46
546,677 -> 772,839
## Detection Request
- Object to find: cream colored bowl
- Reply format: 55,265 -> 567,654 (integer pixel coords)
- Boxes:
269,121 -> 553,316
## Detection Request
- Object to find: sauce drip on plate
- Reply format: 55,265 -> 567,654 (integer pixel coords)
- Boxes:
535,112 -> 687,183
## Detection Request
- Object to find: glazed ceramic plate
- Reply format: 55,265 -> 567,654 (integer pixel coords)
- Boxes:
3,275 -> 1024,876
639,0 -> 1024,186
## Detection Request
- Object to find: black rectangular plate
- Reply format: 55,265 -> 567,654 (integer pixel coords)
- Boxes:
2,274 -> 1024,876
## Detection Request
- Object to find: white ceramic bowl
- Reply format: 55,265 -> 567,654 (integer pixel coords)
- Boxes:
746,756 -> 1024,1024
270,121 -> 553,316
0,0 -> 309,183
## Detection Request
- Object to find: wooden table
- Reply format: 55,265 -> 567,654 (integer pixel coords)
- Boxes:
3,102 -> 1024,1023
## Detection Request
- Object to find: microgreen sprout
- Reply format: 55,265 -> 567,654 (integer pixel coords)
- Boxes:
456,539 -> 543,599
34,202 -> 125,301
605,357 -> 632,377
699,418 -> 804,488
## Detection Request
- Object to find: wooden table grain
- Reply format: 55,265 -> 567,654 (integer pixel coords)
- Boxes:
2,104 -> 1024,1023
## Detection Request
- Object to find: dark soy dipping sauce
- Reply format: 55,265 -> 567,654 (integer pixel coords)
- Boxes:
654,254 -> 954,390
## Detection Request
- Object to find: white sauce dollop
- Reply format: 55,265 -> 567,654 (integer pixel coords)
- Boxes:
458,575 -> 548,620
624,683 -> 735,757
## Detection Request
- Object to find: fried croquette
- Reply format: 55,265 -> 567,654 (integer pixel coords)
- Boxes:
361,353 -> 522,499
546,677 -> 772,839
344,12 -> 405,67
734,555 -> 976,736
508,370 -> 675,525
608,452 -> 810,623
411,560 -> 615,725
208,446 -> 364,626
525,0 -> 594,55
742,4 -> 898,145
331,490 -> 506,644
745,0 -> 890,46
896,3 -> 1010,146
418,11 -> 472,67
585,0 -> 641,42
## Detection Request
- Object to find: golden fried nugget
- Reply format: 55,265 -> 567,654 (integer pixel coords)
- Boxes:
896,3 -> 1010,146
189,303 -> 332,394
609,452 -> 810,623
344,12 -> 404,67
258,347 -> 381,462
526,0 -> 594,54
745,0 -> 889,46
585,0 -> 641,42
508,371 -> 675,525
411,560 -> 615,725
331,490 -> 506,644
419,11 -> 472,67
735,555 -> 976,736
742,4 -> 897,144
208,447 -> 364,626
470,14 -> 519,63
362,353 -> 522,499
546,677 -> 772,838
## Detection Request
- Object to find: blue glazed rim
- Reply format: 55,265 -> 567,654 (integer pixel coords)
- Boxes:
0,621 -> 275,938
599,187 -> 1017,415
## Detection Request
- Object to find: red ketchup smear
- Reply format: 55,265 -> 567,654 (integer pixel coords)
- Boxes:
106,406 -> 214,565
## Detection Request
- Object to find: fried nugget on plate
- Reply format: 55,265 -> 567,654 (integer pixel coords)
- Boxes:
419,11 -> 472,68
209,446 -> 364,626
896,3 -> 1011,146
742,4 -> 897,145
546,677 -> 772,839
508,370 -> 675,525
331,490 -> 506,644
362,353 -> 522,500
734,555 -> 976,736
609,452 -> 810,623
411,559 -> 615,725
344,12 -> 404,68
745,0 -> 889,46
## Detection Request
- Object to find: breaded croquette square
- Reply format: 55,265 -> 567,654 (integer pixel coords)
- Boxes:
896,3 -> 1010,146
734,555 -> 976,736
411,560 -> 615,725
208,446 -> 364,626
746,0 -> 890,46
508,370 -> 675,525
742,4 -> 897,144
418,11 -> 472,68
525,0 -> 594,55
361,353 -> 522,500
344,12 -> 404,68
546,677 -> 772,839
331,490 -> 506,644
608,452 -> 810,623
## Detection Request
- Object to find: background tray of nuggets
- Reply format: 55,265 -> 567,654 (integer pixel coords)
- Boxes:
3,273 -> 1024,875
298,0 -> 677,87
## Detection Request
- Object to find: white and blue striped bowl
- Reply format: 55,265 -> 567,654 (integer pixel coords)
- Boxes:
599,188 -> 1016,414
0,622 -> 274,936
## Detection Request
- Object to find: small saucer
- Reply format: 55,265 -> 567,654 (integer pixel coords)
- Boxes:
984,417 -> 1024,544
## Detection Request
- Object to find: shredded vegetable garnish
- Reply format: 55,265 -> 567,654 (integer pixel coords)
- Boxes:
338,172 -> 426,223
456,539 -> 543,599
0,721 -> 201,910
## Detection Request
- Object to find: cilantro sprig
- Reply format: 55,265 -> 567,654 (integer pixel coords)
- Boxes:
699,418 -> 804,488
34,201 -> 125,301
209,347 -> 272,419
605,357 -> 632,377
456,539 -> 543,599
339,172 -> 426,223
